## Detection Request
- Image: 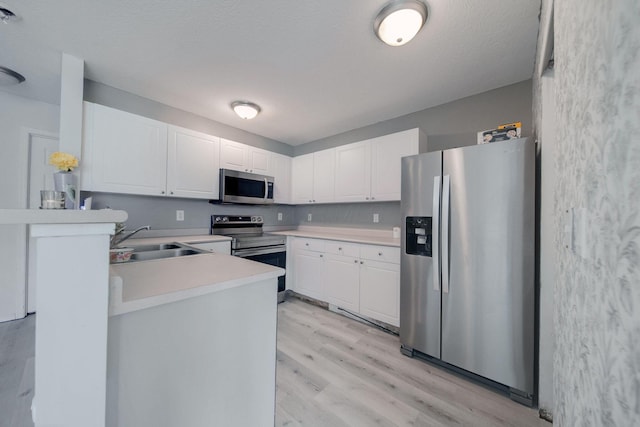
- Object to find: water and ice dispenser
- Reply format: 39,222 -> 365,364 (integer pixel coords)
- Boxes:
405,216 -> 432,257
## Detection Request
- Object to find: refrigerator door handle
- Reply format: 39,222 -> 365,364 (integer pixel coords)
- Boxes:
432,176 -> 441,291
442,174 -> 450,294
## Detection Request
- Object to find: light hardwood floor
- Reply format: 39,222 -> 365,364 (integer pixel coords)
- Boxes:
0,300 -> 548,426
275,299 -> 548,426
0,314 -> 35,427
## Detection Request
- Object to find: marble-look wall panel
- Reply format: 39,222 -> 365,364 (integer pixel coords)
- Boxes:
553,0 -> 640,425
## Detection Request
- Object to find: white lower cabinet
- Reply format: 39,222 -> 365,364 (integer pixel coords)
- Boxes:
293,249 -> 326,301
359,259 -> 400,326
325,253 -> 360,312
290,237 -> 400,326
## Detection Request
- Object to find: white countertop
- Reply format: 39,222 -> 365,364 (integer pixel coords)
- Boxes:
0,208 -> 128,225
272,226 -> 401,247
109,252 -> 283,316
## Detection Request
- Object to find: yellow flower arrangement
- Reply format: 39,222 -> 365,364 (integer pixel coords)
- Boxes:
49,152 -> 79,172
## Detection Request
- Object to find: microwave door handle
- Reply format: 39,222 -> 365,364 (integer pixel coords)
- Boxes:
264,178 -> 268,200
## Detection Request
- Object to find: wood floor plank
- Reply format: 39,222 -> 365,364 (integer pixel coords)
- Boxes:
10,357 -> 34,427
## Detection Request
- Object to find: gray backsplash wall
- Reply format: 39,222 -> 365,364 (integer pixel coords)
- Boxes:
83,80 -> 293,156
294,79 -> 533,156
296,202 -> 401,230
86,192 -> 297,231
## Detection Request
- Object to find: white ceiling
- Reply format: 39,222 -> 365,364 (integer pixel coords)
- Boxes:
0,0 -> 541,146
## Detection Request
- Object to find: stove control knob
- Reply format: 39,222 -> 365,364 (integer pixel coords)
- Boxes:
251,217 -> 256,222
222,216 -> 229,222
215,217 -> 222,222
255,216 -> 263,223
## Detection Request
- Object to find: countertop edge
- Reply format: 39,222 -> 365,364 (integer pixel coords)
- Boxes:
271,230 -> 401,247
0,209 -> 128,225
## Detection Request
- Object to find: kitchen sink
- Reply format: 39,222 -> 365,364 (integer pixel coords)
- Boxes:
128,248 -> 205,262
128,243 -> 183,252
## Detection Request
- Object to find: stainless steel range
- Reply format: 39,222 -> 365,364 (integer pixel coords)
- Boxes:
210,215 -> 286,302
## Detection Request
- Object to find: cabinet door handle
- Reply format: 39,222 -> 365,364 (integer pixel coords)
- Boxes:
365,197 -> 369,200
338,247 -> 342,251
360,261 -> 364,264
354,260 -> 358,263
161,191 -> 165,194
170,191 -> 174,195
378,252 -> 383,256
320,254 -> 323,258
371,197 -> 375,200
305,243 -> 309,246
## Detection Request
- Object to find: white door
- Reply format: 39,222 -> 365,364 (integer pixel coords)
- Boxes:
27,133 -> 59,313
325,253 -> 360,312
291,153 -> 314,204
312,148 -> 336,203
334,141 -> 371,202
272,153 -> 292,204
247,148 -> 272,175
370,129 -> 419,201
292,250 -> 325,300
166,125 -> 220,199
87,103 -> 168,196
219,139 -> 247,172
359,259 -> 400,326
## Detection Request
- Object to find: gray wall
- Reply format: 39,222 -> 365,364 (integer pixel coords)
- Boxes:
86,192 -> 297,231
83,80 -> 293,156
294,79 -> 533,156
551,0 -> 640,425
296,202 -> 401,230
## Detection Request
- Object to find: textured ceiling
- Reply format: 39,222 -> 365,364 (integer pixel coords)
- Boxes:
0,0 -> 541,145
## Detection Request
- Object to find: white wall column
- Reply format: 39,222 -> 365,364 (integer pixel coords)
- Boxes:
58,53 -> 84,158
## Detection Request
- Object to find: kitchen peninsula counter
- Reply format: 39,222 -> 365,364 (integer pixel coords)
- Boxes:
107,248 -> 282,426
109,251 -> 283,315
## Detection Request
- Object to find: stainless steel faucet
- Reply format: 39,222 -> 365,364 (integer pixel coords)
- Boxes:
111,225 -> 150,248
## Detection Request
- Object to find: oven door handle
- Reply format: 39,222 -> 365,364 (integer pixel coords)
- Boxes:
233,246 -> 286,257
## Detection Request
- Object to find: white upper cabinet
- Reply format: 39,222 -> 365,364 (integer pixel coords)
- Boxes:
334,141 -> 371,202
166,125 -> 220,199
82,102 -> 221,199
271,152 -> 292,204
220,138 -> 273,176
311,148 -> 336,203
82,102 -> 168,196
291,149 -> 336,204
334,129 -> 420,203
370,129 -> 420,201
291,153 -> 314,204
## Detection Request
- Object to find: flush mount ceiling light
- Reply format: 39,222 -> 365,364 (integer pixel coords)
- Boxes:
0,66 -> 25,85
374,0 -> 428,47
0,5 -> 18,23
231,101 -> 261,120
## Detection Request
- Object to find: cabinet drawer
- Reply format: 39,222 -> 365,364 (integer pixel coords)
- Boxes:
360,245 -> 400,264
293,238 -> 325,252
324,241 -> 360,257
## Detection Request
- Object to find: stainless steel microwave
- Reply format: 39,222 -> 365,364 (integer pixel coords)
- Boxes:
218,169 -> 274,204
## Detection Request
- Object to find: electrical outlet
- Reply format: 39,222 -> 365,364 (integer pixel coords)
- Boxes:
307,213 -> 312,222
373,213 -> 379,223
176,210 -> 184,221
278,212 -> 283,221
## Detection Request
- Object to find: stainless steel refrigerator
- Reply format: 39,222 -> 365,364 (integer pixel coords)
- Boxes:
400,137 -> 535,404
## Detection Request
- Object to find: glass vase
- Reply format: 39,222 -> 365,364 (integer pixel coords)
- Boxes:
53,171 -> 77,210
